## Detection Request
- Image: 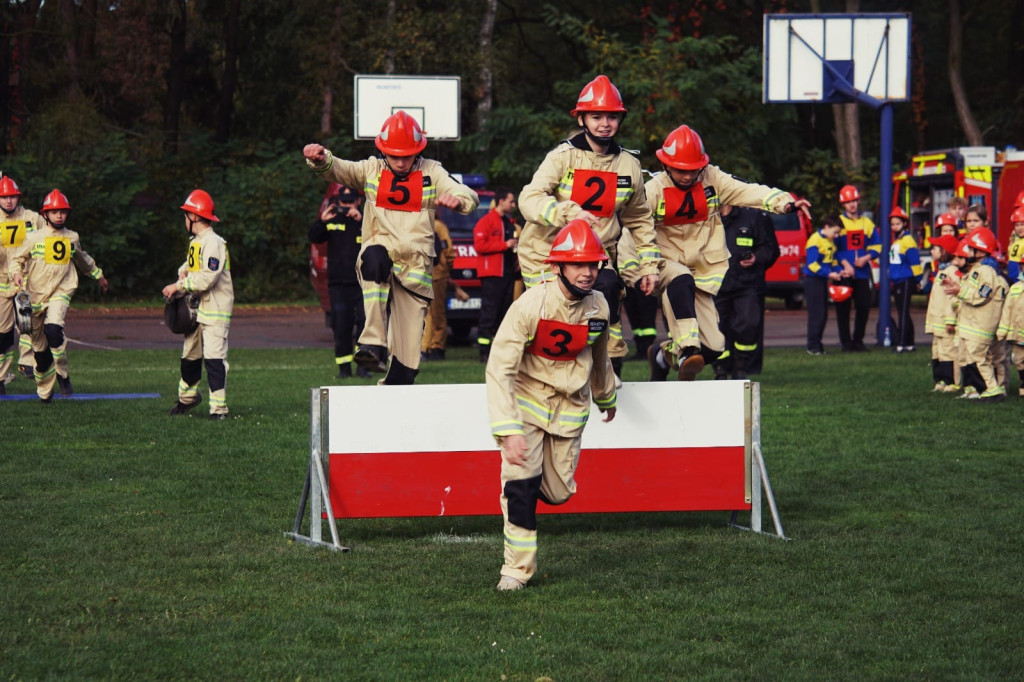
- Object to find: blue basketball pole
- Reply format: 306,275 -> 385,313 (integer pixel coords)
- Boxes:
876,103 -> 894,347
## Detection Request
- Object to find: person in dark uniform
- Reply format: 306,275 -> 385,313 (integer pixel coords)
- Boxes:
712,204 -> 780,379
474,187 -> 520,362
308,185 -> 369,379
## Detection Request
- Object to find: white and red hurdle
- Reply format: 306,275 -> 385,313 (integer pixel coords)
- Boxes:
285,381 -> 785,552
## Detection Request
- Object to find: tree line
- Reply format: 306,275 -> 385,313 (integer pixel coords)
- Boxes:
1,0 -> 1020,302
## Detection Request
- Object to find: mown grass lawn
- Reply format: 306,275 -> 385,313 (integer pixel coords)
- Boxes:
2,345 -> 1022,680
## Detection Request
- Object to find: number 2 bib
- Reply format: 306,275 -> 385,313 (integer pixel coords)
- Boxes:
527,318 -> 589,361
376,170 -> 423,212
662,185 -> 709,225
569,169 -> 617,218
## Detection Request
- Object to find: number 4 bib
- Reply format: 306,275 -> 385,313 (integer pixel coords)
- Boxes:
662,185 -> 709,225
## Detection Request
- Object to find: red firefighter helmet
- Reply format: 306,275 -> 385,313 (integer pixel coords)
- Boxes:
838,185 -> 860,204
544,219 -> 609,264
41,189 -> 71,212
0,176 -> 22,197
1015,190 -> 1024,207
889,206 -> 908,221
954,237 -> 974,258
935,212 -> 958,229
570,75 -> 627,117
375,110 -> 427,156
828,284 -> 853,303
180,189 -> 220,222
655,125 -> 709,171
1011,206 -> 1024,224
928,235 -> 960,254
964,227 -> 997,254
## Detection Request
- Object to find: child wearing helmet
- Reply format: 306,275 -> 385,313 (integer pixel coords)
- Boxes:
9,189 -> 108,402
518,75 -> 661,379
303,110 -> 479,385
162,189 -> 234,419
835,184 -> 881,352
802,215 -> 844,355
924,235 -> 962,392
643,124 -> 810,378
996,236 -> 1024,397
942,227 -> 1007,402
0,175 -> 45,394
1006,207 -> 1024,283
888,207 -> 923,353
485,220 -> 617,592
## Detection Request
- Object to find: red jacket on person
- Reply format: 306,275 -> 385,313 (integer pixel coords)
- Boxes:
473,209 -> 516,278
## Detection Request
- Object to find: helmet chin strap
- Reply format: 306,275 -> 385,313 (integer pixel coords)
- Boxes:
557,270 -> 591,300
381,152 -> 417,180
186,213 -> 198,235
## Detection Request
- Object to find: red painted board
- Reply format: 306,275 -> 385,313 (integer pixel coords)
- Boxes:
327,446 -> 749,519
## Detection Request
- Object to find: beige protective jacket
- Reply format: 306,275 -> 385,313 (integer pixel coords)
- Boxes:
309,154 -> 479,298
924,266 -> 959,337
645,165 -> 792,296
996,280 -> 1024,343
10,223 -> 103,307
0,205 -> 44,297
954,261 -> 1006,342
485,282 -> 617,440
175,227 -> 233,326
517,135 -> 661,281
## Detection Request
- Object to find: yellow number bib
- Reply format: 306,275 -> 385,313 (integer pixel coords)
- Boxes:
0,220 -> 27,248
45,236 -> 72,264
188,242 -> 202,272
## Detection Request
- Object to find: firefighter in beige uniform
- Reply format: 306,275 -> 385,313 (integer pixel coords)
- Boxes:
517,75 -> 661,378
942,227 -> 1007,402
0,175 -> 44,392
303,111 -> 479,384
641,125 -> 809,380
9,189 -> 107,401
923,235 -> 962,392
486,221 -> 617,591
162,190 -> 233,419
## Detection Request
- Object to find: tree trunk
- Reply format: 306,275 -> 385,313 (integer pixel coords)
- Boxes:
3,0 -> 42,147
384,0 -> 395,75
475,0 -> 497,132
79,0 -> 98,62
830,0 -> 861,172
321,2 -> 344,137
163,1 -> 187,154
948,0 -> 983,145
214,0 -> 240,144
60,0 -> 82,100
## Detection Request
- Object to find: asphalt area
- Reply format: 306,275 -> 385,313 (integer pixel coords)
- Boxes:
53,300 -> 927,352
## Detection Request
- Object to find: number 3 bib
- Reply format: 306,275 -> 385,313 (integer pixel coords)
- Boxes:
527,318 -> 589,361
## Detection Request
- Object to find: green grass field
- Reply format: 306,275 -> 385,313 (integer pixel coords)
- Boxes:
2,345 -> 1023,680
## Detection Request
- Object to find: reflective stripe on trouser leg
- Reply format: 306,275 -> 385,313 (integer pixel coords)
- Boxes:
0,328 -> 14,380
594,268 -> 626,359
205,358 -> 228,414
499,424 -> 581,583
959,338 -> 1000,395
989,340 -> 1008,389
421,274 -> 448,353
659,264 -> 699,359
43,324 -> 67,378
28,316 -> 54,399
387,282 -> 427,376
18,332 -> 35,368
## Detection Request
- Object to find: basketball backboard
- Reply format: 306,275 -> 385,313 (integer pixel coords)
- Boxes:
763,13 -> 910,104
354,75 -> 461,141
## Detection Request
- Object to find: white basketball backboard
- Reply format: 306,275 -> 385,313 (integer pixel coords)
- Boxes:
354,75 -> 461,141
763,13 -> 910,104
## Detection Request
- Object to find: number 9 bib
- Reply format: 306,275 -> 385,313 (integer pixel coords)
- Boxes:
45,236 -> 72,264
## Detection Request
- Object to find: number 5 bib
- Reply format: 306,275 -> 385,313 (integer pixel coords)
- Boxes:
376,170 -> 424,212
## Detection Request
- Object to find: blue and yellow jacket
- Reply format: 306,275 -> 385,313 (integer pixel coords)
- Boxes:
837,214 -> 881,280
802,229 -> 840,279
888,232 -> 923,284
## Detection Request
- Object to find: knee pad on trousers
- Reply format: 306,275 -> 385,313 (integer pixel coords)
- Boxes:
43,323 -> 65,350
594,269 -> 623,323
35,346 -> 54,372
960,363 -> 984,392
360,245 -> 393,284
539,488 -> 572,506
700,344 -> 723,366
666,275 -> 696,320
205,358 -> 227,392
0,328 -> 13,353
181,357 -> 203,386
505,475 -> 542,530
383,356 -> 418,385
937,361 -> 954,385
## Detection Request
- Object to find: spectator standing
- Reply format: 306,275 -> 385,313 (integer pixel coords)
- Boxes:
421,217 -> 462,361
474,187 -> 519,362
308,185 -> 369,379
835,184 -> 881,352
712,204 -> 780,379
888,207 -> 923,353
303,111 -> 479,384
